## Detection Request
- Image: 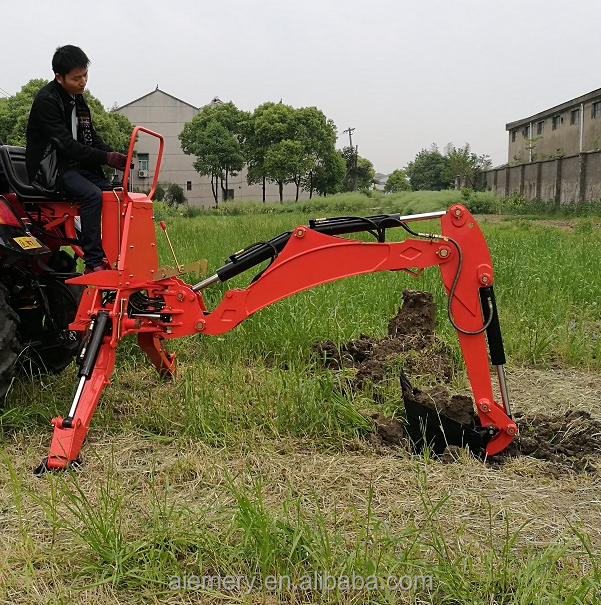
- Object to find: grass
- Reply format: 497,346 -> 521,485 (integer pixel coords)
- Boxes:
1,191 -> 601,603
2,447 -> 599,603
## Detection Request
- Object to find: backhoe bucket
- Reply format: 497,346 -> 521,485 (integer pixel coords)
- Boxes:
401,374 -> 496,457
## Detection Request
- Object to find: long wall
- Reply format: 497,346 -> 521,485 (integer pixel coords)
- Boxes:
480,150 -> 601,204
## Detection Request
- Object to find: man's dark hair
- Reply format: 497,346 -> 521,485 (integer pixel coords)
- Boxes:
52,45 -> 90,76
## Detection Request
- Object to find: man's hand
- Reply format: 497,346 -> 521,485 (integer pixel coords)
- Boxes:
106,151 -> 128,171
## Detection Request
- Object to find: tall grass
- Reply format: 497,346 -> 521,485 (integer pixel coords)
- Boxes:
155,188 -> 479,220
155,194 -> 601,371
488,219 -> 601,367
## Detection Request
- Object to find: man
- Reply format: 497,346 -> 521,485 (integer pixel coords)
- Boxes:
26,45 -> 128,273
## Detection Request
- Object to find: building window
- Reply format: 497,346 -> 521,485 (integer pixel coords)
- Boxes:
522,125 -> 531,138
570,108 -> 580,125
511,130 -> 517,142
537,121 -> 544,135
138,153 -> 149,171
186,181 -> 192,191
592,101 -> 601,118
552,115 -> 562,130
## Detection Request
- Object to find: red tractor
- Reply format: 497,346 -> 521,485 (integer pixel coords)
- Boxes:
0,127 -> 517,474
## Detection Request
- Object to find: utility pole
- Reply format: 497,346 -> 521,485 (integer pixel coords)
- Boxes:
343,127 -> 358,191
343,127 -> 355,149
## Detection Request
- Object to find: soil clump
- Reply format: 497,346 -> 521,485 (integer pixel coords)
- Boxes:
503,410 -> 601,474
313,289 -> 452,389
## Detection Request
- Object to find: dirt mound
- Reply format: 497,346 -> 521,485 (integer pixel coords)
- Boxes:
313,289 -> 601,474
502,410 -> 601,473
313,290 -> 452,388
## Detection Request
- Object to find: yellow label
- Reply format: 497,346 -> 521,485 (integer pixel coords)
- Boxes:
14,236 -> 42,250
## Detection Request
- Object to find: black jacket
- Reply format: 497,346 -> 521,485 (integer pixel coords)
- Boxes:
26,80 -> 110,190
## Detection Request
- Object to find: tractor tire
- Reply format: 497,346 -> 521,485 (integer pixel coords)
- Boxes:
18,278 -> 81,375
0,283 -> 22,402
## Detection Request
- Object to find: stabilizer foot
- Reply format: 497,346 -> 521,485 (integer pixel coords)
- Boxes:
33,457 -> 82,477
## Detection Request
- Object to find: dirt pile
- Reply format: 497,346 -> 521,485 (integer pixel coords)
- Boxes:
313,289 -> 601,474
313,289 -> 452,389
504,410 -> 601,473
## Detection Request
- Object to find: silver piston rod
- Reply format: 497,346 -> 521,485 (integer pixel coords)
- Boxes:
62,311 -> 110,428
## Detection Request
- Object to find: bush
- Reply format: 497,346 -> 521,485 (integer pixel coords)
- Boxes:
461,190 -> 502,214
180,205 -> 202,219
153,182 -> 166,202
165,183 -> 187,207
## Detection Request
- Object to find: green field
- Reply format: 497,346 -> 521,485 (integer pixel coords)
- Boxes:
1,190 -> 600,604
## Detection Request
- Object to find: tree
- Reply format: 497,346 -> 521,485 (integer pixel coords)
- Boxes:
244,102 -> 299,202
383,169 -> 411,193
0,79 -> 48,145
243,102 -> 342,202
243,102 -> 274,202
404,143 -> 492,192
293,106 -> 339,200
405,145 -> 451,191
164,183 -> 186,207
0,79 -> 133,153
341,146 -> 375,191
263,139 -> 307,201
86,94 -> 134,154
179,102 -> 246,205
152,182 -> 166,201
304,148 -> 346,197
444,143 -> 491,189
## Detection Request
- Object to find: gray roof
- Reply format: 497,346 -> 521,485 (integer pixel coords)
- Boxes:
115,87 -> 200,111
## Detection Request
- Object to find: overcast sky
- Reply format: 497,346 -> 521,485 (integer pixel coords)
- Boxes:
3,0 -> 601,174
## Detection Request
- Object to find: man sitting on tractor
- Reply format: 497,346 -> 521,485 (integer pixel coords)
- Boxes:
26,45 -> 128,273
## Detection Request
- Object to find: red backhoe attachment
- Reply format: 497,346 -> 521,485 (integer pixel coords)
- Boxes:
2,127 -> 517,473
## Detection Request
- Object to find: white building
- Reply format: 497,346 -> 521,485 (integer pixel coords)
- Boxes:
116,88 -> 306,207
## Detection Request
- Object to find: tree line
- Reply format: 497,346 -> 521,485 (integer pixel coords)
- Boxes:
384,144 -> 492,193
178,100 -> 376,204
1,80 -> 491,202
178,104 -> 491,201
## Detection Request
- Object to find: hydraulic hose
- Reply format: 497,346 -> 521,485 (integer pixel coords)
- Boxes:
192,210 -> 446,291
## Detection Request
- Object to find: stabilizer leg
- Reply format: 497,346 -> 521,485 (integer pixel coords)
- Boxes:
35,312 -> 116,475
138,332 -> 177,378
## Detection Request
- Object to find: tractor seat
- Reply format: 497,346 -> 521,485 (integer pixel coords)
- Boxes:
0,145 -> 66,201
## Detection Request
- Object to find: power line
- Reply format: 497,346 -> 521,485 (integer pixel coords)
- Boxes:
0,86 -> 12,98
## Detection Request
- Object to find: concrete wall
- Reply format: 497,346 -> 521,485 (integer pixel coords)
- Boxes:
480,150 -> 601,204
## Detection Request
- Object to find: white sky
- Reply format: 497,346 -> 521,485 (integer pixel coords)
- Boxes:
2,0 -> 601,174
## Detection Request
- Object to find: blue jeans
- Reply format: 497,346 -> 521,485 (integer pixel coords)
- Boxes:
62,164 -> 113,269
